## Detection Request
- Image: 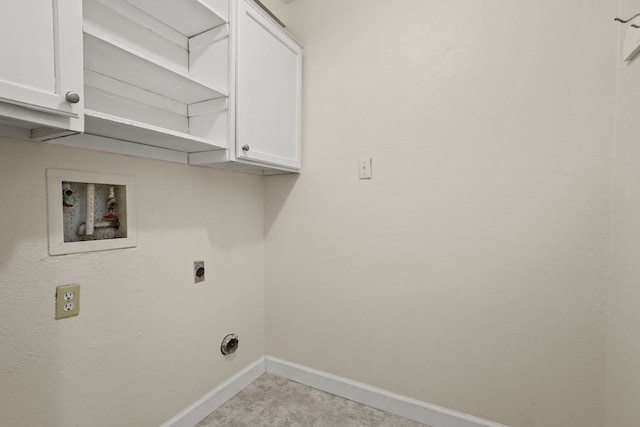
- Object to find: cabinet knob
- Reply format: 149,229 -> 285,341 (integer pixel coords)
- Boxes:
242,144 -> 250,152
65,92 -> 80,104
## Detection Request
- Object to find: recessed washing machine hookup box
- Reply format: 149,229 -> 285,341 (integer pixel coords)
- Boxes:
46,169 -> 137,255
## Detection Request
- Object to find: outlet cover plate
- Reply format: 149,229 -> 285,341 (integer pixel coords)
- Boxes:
56,284 -> 80,319
359,157 -> 372,179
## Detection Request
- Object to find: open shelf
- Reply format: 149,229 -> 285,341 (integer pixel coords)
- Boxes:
83,28 -> 227,104
84,109 -> 227,152
73,0 -> 231,157
125,0 -> 227,37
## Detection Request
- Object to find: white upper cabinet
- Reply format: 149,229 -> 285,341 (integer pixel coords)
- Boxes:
0,0 -> 301,174
0,0 -> 84,139
235,0 -> 302,170
190,0 -> 303,174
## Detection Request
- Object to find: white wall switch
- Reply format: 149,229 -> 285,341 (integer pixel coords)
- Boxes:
359,157 -> 372,179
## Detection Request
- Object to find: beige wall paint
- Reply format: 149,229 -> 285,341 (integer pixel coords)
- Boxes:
0,137 -> 265,427
264,1 -> 618,426
607,0 -> 640,425
2,1 -> 634,426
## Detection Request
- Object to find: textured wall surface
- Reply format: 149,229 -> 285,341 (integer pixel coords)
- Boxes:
264,1 -> 618,426
606,0 -> 640,425
0,137 -> 265,427
2,1 -> 635,426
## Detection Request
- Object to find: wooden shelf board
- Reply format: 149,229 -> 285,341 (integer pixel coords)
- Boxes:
83,29 -> 228,104
84,109 -> 227,152
125,0 -> 226,37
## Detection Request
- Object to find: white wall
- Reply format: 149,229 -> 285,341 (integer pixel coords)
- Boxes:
606,0 -> 640,425
264,1 -> 618,426
1,1 -> 631,426
0,137 -> 265,427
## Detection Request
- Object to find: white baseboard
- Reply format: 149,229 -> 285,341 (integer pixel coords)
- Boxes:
160,355 -> 508,427
265,356 -> 509,427
160,357 -> 266,427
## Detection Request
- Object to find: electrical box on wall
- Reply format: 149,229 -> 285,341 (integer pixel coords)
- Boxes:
47,169 -> 137,255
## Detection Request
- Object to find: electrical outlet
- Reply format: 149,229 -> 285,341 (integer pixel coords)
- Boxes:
194,260 -> 205,283
56,284 -> 80,319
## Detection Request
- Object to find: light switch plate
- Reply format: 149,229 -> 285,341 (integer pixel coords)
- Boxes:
359,157 -> 372,179
56,284 -> 80,319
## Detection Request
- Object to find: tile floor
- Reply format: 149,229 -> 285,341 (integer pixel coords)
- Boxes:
196,373 -> 429,427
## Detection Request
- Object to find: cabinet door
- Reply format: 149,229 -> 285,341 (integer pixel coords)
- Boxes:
0,0 -> 84,135
235,0 -> 302,170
